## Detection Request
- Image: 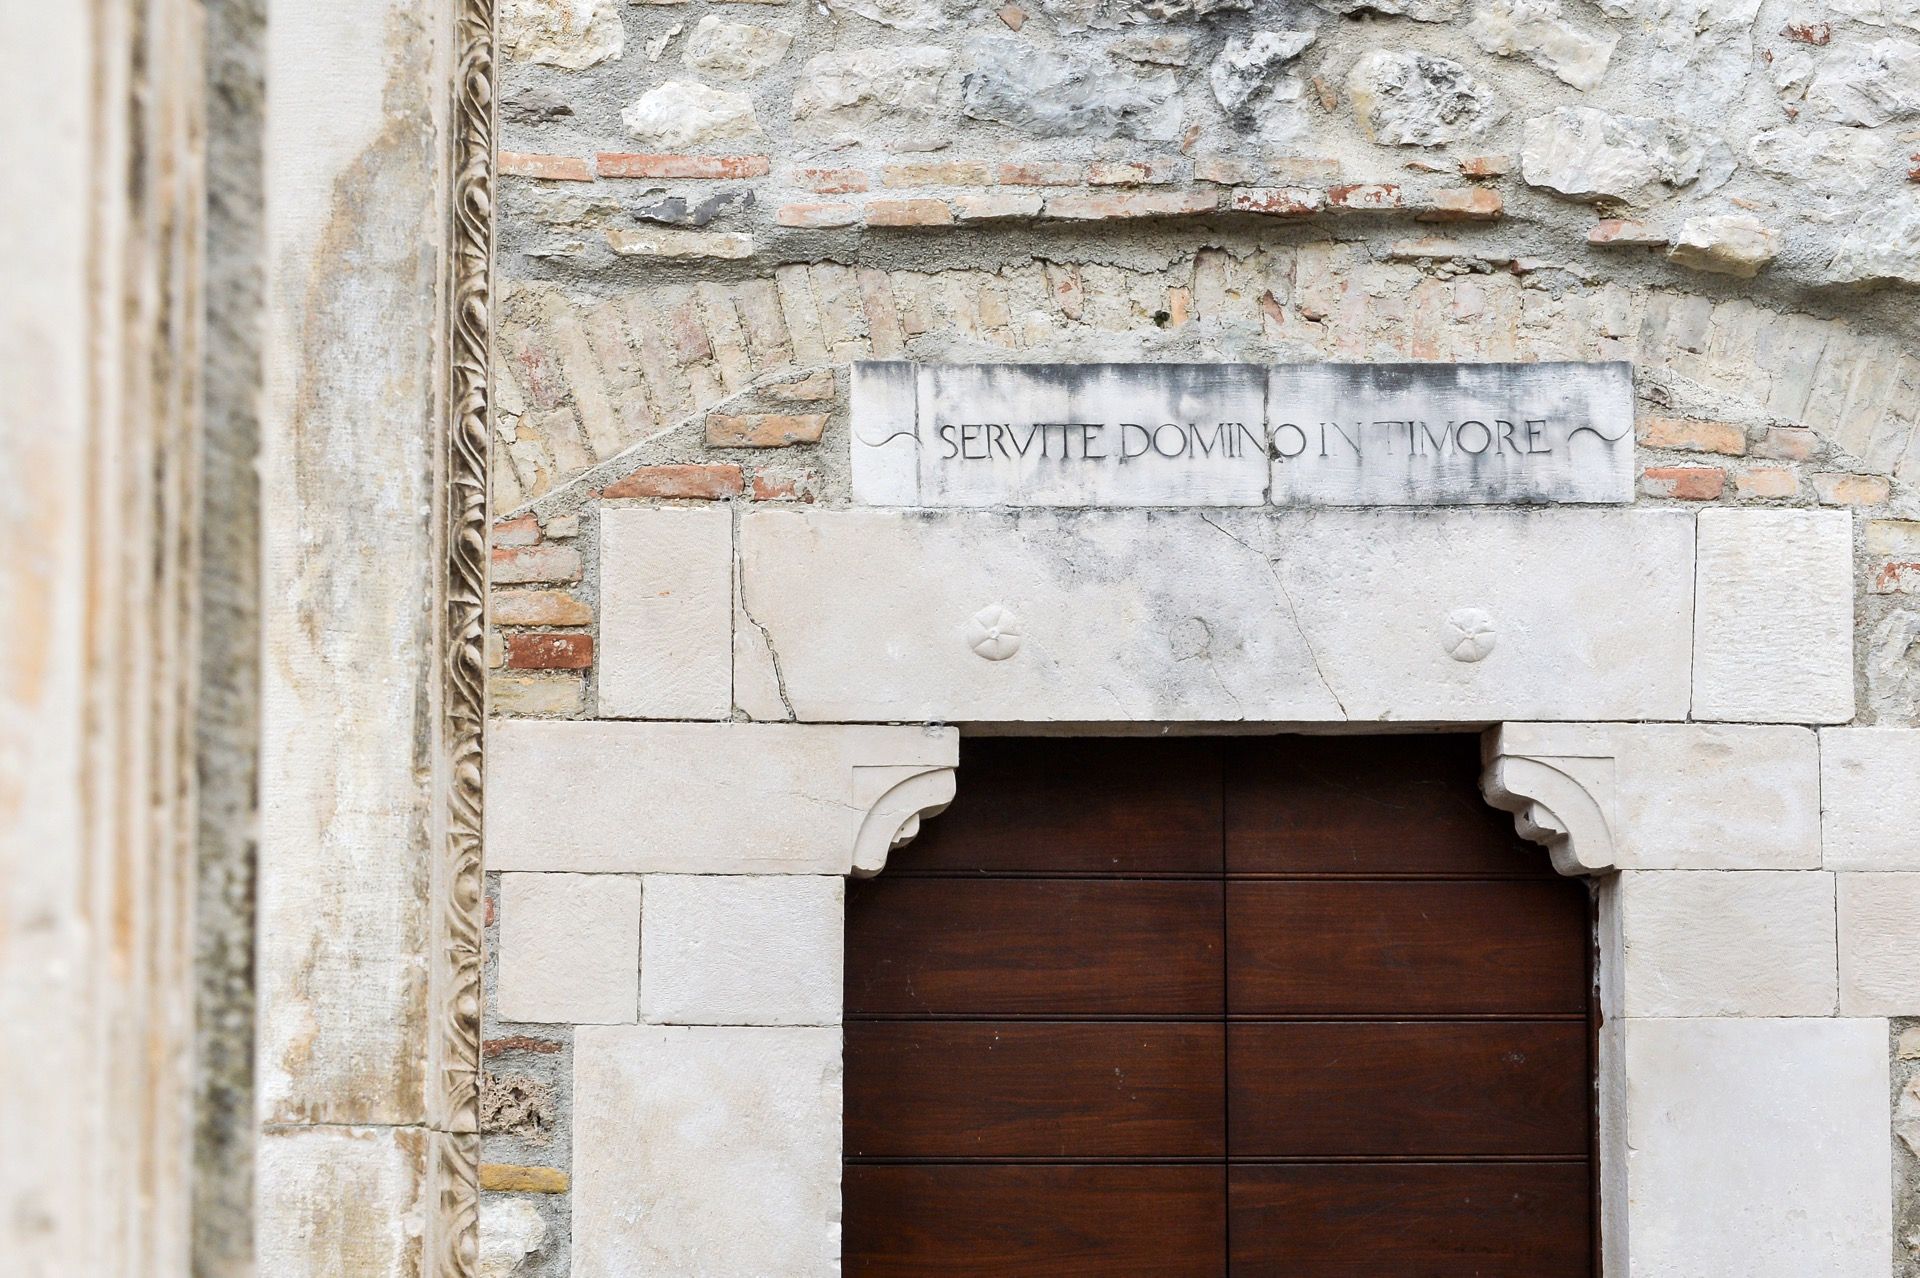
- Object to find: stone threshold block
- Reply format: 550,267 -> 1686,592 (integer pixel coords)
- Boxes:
496,872 -> 643,1025
1822,728 -> 1920,871
1692,508 -> 1854,725
1615,1017 -> 1889,1278
729,507 -> 1695,723
487,720 -> 958,875
573,1024 -> 842,1278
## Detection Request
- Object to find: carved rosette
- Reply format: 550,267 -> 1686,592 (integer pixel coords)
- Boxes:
435,0 -> 493,1271
1479,723 -> 1619,877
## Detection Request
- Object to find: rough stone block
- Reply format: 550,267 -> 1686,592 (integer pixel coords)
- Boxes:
641,875 -> 843,1025
497,873 -> 642,1025
734,507 -> 1695,723
573,1024 -> 841,1277
1614,871 -> 1836,1016
1823,728 -> 1920,870
487,720 -> 958,874
1692,508 -> 1854,724
598,505 -> 732,719
1606,724 -> 1821,869
1620,1017 -> 1889,1278
1839,872 -> 1920,1014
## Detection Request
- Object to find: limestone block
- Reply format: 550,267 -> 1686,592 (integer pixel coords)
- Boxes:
792,47 -> 957,135
1620,1017 -> 1889,1278
681,16 -> 792,80
598,505 -> 732,720
478,1199 -> 547,1278
1822,728 -> 1920,870
1839,872 -> 1920,1014
1209,31 -> 1316,114
501,0 -> 623,69
1468,0 -> 1618,89
1519,106 -> 1733,202
1807,37 -> 1920,126
573,1024 -> 841,1277
256,1125 -> 433,1278
1614,871 -> 1836,1016
1346,51 -> 1502,147
1831,194 -> 1920,287
733,508 -> 1695,723
1692,508 -> 1854,724
641,875 -> 844,1025
497,873 -> 642,1024
1608,724 -> 1821,869
487,720 -> 958,874
621,81 -> 760,148
960,37 -> 1181,141
1666,215 -> 1780,278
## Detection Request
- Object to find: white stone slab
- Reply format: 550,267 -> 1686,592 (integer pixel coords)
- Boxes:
1839,872 -> 1920,1015
486,719 -> 958,874
496,872 -> 642,1024
733,507 -> 1695,723
848,361 -> 1634,508
1822,728 -> 1920,870
1269,360 -> 1635,506
1615,871 -> 1836,1016
1622,1016 -> 1890,1278
574,1024 -> 841,1278
1692,509 -> 1855,724
599,505 -> 733,720
641,876 -> 844,1026
1608,724 -> 1821,869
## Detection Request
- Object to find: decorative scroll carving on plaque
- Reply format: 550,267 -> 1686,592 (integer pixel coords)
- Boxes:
851,361 -> 1635,508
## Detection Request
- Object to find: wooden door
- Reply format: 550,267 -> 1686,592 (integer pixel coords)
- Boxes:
844,736 -> 1595,1276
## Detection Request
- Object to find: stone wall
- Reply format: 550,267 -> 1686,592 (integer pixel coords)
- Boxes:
481,0 -> 1920,1271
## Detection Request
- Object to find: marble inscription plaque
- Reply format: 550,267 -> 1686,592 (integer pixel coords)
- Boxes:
850,361 -> 1635,507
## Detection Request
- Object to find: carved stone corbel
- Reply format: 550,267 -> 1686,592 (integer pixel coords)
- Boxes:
1480,723 -> 1619,876
851,761 -> 958,877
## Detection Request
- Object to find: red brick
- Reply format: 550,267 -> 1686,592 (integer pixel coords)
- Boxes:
1735,466 -> 1800,499
1637,416 -> 1747,456
1752,426 -> 1820,461
1589,218 -> 1665,246
600,463 -> 745,500
954,192 -> 1043,220
776,202 -> 860,228
881,161 -> 992,187
1194,156 -> 1264,185
1087,158 -> 1180,186
499,152 -> 594,182
1231,186 -> 1324,216
665,300 -> 712,365
865,198 -> 953,227
1459,155 -> 1511,177
1871,562 -> 1920,594
750,469 -> 821,502
1328,182 -> 1401,210
1046,190 -> 1217,220
795,166 -> 868,194
1641,466 -> 1727,500
1417,188 -> 1503,221
491,544 -> 582,585
484,1035 -> 565,1056
503,633 -> 594,670
1812,471 -> 1891,507
1781,20 -> 1831,42
767,370 -> 835,401
706,412 -> 828,447
997,2 -> 1027,26
492,513 -> 541,547
994,161 -> 1084,186
595,153 -> 771,179
493,589 -> 593,627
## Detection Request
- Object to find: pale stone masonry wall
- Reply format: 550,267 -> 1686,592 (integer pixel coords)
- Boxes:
481,0 -> 1920,1273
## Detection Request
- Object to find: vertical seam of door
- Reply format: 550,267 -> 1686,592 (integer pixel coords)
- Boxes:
1220,741 -> 1231,1273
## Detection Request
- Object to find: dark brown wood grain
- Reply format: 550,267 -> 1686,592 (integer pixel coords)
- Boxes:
1228,1163 -> 1593,1274
845,1022 -> 1226,1159
1226,880 -> 1591,1016
1228,1022 -> 1591,1157
846,878 -> 1224,1017
845,1165 -> 1227,1276
885,736 -> 1224,876
1225,735 -> 1550,878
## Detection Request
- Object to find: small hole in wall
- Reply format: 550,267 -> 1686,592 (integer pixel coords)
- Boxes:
1152,309 -> 1172,327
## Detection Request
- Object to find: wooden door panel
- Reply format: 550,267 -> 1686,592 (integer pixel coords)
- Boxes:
846,1165 -> 1227,1277
845,1022 -> 1226,1159
1225,736 -> 1551,878
1228,1163 -> 1592,1274
846,879 -> 1223,1017
889,737 -> 1224,876
1228,1022 -> 1591,1157
1226,881 -> 1590,1016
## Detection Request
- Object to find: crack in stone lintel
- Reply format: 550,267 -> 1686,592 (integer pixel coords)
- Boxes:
1196,513 -> 1349,720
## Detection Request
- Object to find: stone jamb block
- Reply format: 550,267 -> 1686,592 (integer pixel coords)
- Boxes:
1822,727 -> 1920,870
1839,872 -> 1920,1015
496,872 -> 643,1025
487,720 -> 958,874
598,504 -> 733,720
641,875 -> 845,1026
1692,508 -> 1855,724
1614,870 -> 1837,1017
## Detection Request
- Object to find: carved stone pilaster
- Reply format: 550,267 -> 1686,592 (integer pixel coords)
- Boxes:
1480,723 -> 1619,876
